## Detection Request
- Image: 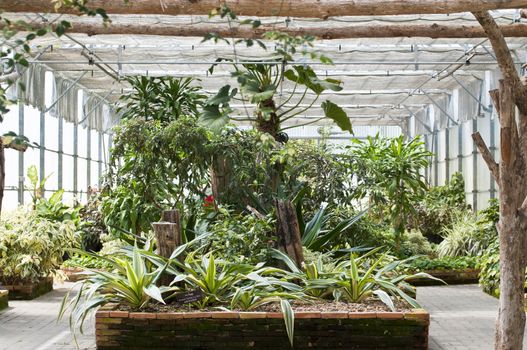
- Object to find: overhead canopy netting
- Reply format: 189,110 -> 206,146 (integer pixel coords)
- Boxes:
2,10 -> 526,131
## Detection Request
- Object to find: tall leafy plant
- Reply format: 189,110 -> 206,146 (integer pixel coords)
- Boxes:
118,76 -> 206,123
351,135 -> 431,252
199,9 -> 352,140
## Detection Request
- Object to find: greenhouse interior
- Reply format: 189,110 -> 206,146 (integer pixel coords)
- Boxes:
0,1 -> 527,350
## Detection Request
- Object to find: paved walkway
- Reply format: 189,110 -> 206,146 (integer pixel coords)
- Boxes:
417,284 -> 527,350
0,282 -> 95,350
0,283 -> 525,349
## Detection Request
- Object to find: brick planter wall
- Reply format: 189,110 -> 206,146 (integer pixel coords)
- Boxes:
0,277 -> 53,300
0,290 -> 8,311
96,305 -> 429,350
61,268 -> 88,282
410,269 -> 480,286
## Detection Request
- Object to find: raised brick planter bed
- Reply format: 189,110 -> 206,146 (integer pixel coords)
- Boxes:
0,290 -> 8,311
61,267 -> 88,282
0,277 -> 53,300
410,268 -> 480,286
96,304 -> 429,350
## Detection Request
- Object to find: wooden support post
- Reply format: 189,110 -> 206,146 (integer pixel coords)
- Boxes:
152,210 -> 182,286
275,199 -> 304,268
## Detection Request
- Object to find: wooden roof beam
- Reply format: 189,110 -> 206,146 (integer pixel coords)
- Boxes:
2,0 -> 527,18
5,20 -> 527,39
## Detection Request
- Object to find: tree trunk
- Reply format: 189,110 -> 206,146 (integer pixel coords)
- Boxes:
495,215 -> 527,350
470,11 -> 527,349
0,142 -> 4,218
4,0 -> 527,18
473,80 -> 527,350
210,155 -> 230,205
255,99 -> 280,140
152,210 -> 182,286
275,199 -> 304,268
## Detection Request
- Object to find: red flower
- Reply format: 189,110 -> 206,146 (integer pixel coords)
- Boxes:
203,195 -> 215,207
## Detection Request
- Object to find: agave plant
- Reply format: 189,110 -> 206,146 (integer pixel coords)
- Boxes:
174,253 -> 256,307
273,247 -> 437,311
58,245 -> 172,336
293,190 -> 367,251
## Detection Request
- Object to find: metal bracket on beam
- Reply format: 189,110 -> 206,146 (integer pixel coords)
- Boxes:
402,104 -> 432,133
79,90 -> 114,125
451,75 -> 491,113
423,91 -> 458,126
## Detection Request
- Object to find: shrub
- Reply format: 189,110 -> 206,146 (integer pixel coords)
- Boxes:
406,256 -> 478,272
478,240 -> 501,297
400,230 -> 433,257
76,191 -> 106,252
411,172 -> 469,243
0,209 -> 77,284
437,210 -> 487,257
203,208 -> 275,265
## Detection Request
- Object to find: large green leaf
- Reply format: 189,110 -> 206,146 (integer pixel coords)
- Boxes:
321,100 -> 353,133
284,66 -> 342,95
199,105 -> 230,132
205,85 -> 236,105
280,299 -> 295,347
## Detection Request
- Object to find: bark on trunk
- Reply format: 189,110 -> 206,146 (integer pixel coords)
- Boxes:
495,215 -> 527,350
275,199 -> 304,268
152,210 -> 182,286
0,142 -> 4,218
4,0 -> 527,18
210,156 -> 230,205
255,99 -> 280,140
471,11 -> 527,349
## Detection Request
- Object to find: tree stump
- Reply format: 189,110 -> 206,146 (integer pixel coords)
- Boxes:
275,199 -> 304,268
152,210 -> 182,286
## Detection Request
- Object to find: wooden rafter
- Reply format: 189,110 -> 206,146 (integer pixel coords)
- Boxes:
2,0 -> 527,18
5,20 -> 527,39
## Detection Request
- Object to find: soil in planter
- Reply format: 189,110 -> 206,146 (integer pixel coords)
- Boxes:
117,298 -> 414,313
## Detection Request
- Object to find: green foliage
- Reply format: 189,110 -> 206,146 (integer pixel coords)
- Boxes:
411,172 -> 469,242
102,117 -> 211,234
406,256 -> 478,272
118,76 -> 206,123
76,192 -> 106,252
203,208 -> 275,265
400,230 -> 433,257
0,209 -> 77,283
273,248 -> 431,311
351,135 -> 431,250
328,210 -> 395,250
209,128 -> 355,212
437,210 -> 496,258
296,199 -> 366,252
59,245 -> 171,333
62,253 -> 113,270
477,240 -> 501,297
25,165 -> 81,223
200,11 -> 350,137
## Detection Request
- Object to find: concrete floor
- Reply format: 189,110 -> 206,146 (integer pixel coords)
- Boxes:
0,283 -> 525,349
